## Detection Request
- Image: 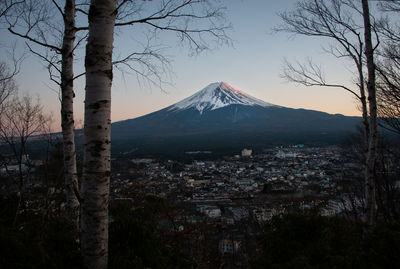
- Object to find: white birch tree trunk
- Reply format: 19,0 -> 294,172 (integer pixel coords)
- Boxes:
61,0 -> 80,231
362,0 -> 378,226
81,0 -> 116,268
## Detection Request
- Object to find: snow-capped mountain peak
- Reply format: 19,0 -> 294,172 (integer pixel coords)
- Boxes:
170,82 -> 277,114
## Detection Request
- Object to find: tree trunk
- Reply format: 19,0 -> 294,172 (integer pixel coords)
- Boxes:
61,0 -> 80,231
356,61 -> 370,161
358,72 -> 369,149
362,0 -> 378,226
357,66 -> 371,215
81,0 -> 116,268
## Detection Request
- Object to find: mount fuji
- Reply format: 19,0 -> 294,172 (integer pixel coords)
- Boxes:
112,82 -> 360,155
169,82 -> 277,113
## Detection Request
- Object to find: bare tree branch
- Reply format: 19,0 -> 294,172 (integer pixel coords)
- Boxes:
8,26 -> 61,53
73,71 -> 85,81
282,58 -> 361,99
51,0 -> 65,18
0,0 -> 24,18
114,0 -> 231,54
375,3 -> 400,135
109,0 -> 231,90
379,1 -> 400,13
0,62 -> 18,107
0,93 -> 52,226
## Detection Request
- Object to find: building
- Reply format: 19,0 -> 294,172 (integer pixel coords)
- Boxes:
199,205 -> 222,218
241,149 -> 252,157
219,239 -> 240,254
276,150 -> 297,158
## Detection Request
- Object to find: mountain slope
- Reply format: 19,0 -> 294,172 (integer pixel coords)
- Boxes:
111,82 -> 360,154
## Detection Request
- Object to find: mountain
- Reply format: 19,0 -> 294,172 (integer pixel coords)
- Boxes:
111,82 -> 360,155
169,82 -> 277,113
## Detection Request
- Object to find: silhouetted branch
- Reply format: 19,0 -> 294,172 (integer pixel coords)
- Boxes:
375,3 -> 400,135
0,0 -> 24,18
282,58 -> 361,99
115,0 -> 231,54
113,42 -> 172,90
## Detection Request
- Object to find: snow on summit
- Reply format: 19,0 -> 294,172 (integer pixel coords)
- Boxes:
170,82 -> 277,114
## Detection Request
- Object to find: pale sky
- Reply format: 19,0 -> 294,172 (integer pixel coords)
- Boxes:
3,0 -> 363,132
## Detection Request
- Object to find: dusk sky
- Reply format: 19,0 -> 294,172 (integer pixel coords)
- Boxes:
6,0 -> 362,132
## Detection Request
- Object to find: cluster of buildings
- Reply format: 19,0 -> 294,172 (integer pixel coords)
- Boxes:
110,146 -> 365,266
112,146 -> 360,214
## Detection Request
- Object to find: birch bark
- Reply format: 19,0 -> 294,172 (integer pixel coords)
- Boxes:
61,0 -> 80,230
361,0 -> 378,226
81,0 -> 116,268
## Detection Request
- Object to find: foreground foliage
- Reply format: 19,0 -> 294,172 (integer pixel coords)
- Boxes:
0,197 -> 81,269
0,196 -> 192,269
252,214 -> 400,269
2,193 -> 400,268
108,198 -> 193,269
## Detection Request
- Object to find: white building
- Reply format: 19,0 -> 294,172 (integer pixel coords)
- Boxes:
241,148 -> 252,157
276,150 -> 297,158
219,239 -> 240,254
253,208 -> 279,223
199,205 -> 221,218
